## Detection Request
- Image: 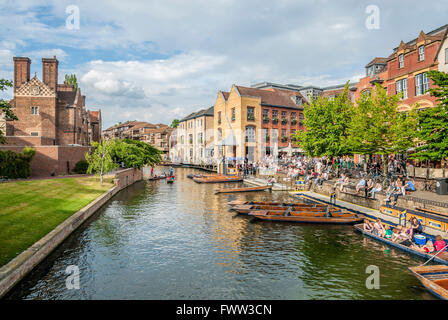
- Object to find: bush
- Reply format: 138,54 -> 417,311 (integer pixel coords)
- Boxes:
0,147 -> 36,179
73,160 -> 89,174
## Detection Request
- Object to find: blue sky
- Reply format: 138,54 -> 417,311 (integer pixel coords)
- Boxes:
0,0 -> 447,129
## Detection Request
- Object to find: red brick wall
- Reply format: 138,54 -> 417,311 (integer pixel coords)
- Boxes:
261,107 -> 303,147
0,145 -> 90,177
11,96 -> 57,142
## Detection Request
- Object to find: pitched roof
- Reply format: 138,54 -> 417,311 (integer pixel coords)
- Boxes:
89,111 -> 100,122
180,106 -> 214,122
365,57 -> 389,67
235,85 -> 303,109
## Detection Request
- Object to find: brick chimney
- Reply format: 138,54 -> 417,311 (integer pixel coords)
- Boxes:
42,56 -> 59,92
13,57 -> 31,90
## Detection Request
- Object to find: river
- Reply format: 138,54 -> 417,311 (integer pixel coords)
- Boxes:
5,168 -> 435,300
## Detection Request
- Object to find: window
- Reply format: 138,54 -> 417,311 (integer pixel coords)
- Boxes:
272,110 -> 278,123
281,111 -> 287,125
396,78 -> 408,99
218,111 -> 221,124
281,129 -> 287,142
218,128 -> 222,140
30,132 -> 39,136
31,106 -> 39,115
198,133 -> 203,144
263,109 -> 269,123
418,46 -> 425,61
247,107 -> 255,121
298,112 -> 304,125
445,48 -> 448,64
245,126 -> 255,142
415,72 -> 429,96
398,54 -> 404,68
291,112 -> 297,125
189,134 -> 193,144
265,128 -> 270,141
231,108 -> 235,121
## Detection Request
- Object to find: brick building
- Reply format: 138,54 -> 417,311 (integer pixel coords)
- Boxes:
214,84 -> 306,164
102,120 -> 173,158
0,56 -> 102,176
354,25 -> 448,111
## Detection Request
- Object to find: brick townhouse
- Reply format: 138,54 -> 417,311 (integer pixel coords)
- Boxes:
0,56 -> 102,177
354,24 -> 448,111
102,120 -> 173,158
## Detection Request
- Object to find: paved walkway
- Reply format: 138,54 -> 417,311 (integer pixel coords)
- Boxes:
243,176 -> 293,191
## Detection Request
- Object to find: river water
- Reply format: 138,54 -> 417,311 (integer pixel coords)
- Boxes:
6,168 -> 436,300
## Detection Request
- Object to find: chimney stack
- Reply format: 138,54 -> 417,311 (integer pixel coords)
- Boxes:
42,56 -> 59,92
13,57 -> 31,91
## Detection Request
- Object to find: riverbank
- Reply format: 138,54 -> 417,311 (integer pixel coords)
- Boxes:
0,168 -> 143,298
0,176 -> 115,267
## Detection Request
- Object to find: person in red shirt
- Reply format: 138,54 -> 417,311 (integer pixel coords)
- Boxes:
434,235 -> 447,252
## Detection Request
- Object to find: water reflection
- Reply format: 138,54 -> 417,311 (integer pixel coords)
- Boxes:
5,168 -> 435,300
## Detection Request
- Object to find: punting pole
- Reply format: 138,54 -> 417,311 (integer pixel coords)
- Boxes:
421,244 -> 448,266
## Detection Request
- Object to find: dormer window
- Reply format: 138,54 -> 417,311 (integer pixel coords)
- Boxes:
398,54 -> 404,68
418,46 -> 425,61
291,95 -> 302,105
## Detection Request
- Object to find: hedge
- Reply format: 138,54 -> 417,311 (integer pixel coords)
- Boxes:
0,148 -> 36,179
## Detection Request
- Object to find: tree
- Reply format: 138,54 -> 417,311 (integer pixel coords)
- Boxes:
346,84 -> 417,164
64,74 -> 78,90
410,70 -> 448,162
293,83 -> 354,158
170,119 -> 179,128
85,140 -> 117,185
110,139 -> 162,168
0,79 -> 18,144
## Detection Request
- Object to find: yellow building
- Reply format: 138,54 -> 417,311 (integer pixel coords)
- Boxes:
214,84 -> 304,171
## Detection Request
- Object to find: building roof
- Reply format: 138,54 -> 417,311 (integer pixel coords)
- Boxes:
180,106 -> 214,122
235,85 -> 303,109
365,57 -> 389,68
89,111 -> 100,123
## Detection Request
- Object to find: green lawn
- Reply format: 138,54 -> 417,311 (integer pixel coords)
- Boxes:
0,176 -> 114,267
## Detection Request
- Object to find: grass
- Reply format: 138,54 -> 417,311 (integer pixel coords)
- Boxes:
0,176 -> 114,267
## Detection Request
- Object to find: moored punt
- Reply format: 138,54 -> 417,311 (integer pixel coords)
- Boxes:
354,224 -> 448,265
249,210 -> 363,224
215,185 -> 272,194
193,175 -> 243,183
232,204 -> 338,215
228,200 -> 326,208
409,265 -> 448,300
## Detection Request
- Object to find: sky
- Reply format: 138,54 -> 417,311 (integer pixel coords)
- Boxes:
0,0 -> 447,129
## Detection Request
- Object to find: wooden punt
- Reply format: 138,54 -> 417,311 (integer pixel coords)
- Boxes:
215,185 -> 272,194
249,210 -> 363,224
228,200 -> 326,207
232,204 -> 338,215
148,175 -> 167,181
193,175 -> 243,183
409,265 -> 448,300
354,224 -> 448,265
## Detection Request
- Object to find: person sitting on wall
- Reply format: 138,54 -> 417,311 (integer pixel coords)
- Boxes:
340,175 -> 350,192
355,177 -> 366,195
404,179 -> 415,194
365,178 -> 374,198
370,181 -> 382,200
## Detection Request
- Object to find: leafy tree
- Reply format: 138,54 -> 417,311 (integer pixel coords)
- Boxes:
170,119 -> 180,128
346,84 -> 417,164
110,139 -> 162,168
293,83 -> 354,158
64,74 -> 78,90
410,70 -> 448,162
85,140 -> 118,185
0,79 -> 18,144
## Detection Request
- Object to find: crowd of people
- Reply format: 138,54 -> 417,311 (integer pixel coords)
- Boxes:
363,217 -> 447,254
